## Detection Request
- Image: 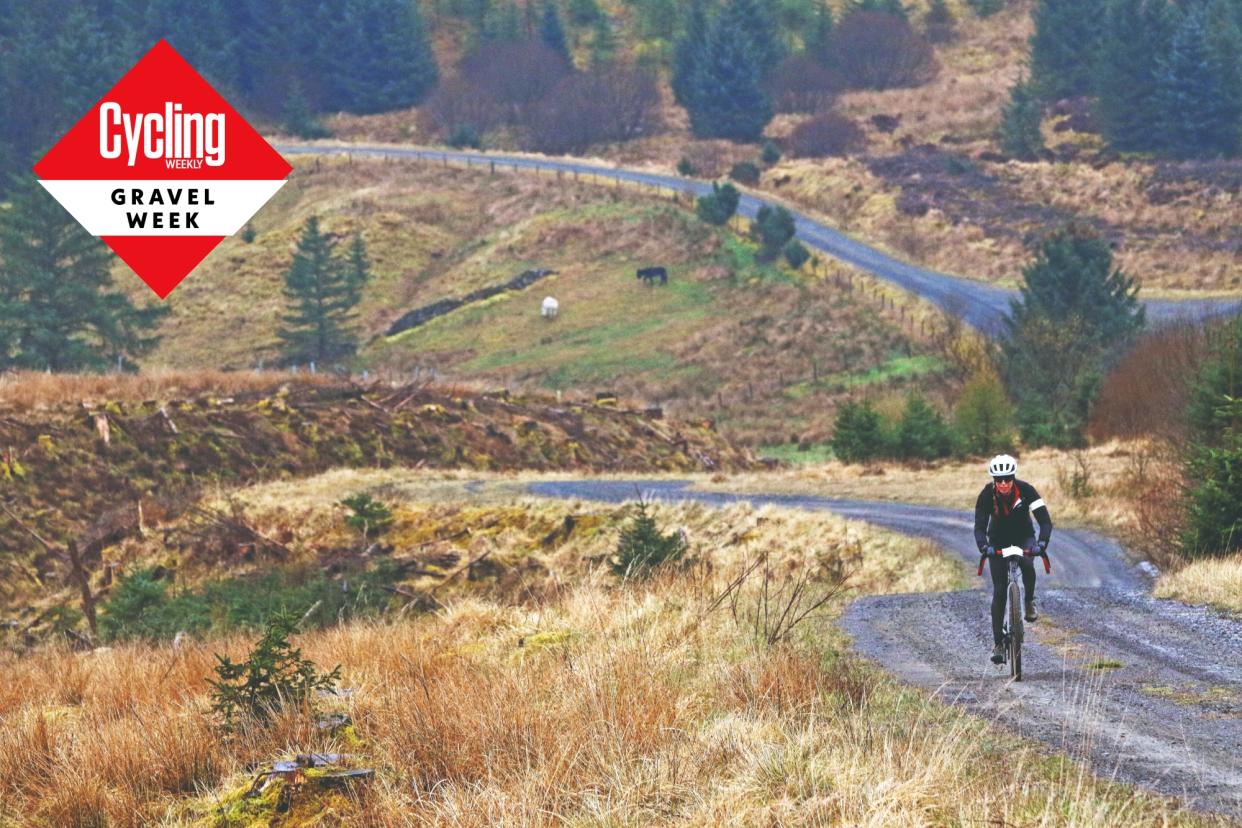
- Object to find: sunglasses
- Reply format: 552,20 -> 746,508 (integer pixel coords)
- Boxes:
993,476 -> 1015,484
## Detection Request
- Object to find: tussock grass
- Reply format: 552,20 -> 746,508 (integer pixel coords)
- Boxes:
1155,553 -> 1242,614
0,492 -> 1214,826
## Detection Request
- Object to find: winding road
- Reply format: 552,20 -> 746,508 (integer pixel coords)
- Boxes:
524,478 -> 1242,818
277,142 -> 1242,336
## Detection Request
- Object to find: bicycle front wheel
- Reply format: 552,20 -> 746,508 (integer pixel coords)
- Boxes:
1008,581 -> 1023,681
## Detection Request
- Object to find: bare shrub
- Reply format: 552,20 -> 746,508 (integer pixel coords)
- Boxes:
832,11 -> 938,90
712,553 -> 850,646
1087,322 -> 1209,442
525,65 -> 660,154
421,77 -> 505,138
784,112 -> 865,158
460,41 -> 570,124
764,55 -> 843,114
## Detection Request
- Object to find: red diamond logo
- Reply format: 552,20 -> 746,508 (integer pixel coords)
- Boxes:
33,40 -> 292,298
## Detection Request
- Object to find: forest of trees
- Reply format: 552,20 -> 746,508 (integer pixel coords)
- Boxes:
0,0 -> 438,186
1027,0 -> 1242,158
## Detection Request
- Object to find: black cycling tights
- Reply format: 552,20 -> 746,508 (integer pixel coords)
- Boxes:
988,549 -> 1036,646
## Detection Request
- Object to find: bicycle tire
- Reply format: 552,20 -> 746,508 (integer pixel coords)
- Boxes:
1008,581 -> 1023,680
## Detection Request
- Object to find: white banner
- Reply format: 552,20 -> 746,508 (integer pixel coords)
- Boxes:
38,179 -> 286,236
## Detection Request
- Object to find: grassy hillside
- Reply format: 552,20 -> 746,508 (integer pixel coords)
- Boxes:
127,157 -> 941,447
0,478 -> 1217,826
323,0 -> 1242,298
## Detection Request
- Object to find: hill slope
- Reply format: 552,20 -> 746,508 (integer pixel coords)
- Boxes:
127,157 -> 941,446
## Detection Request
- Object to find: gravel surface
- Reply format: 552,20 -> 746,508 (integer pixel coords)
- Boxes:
278,143 -> 1242,335
526,478 -> 1242,818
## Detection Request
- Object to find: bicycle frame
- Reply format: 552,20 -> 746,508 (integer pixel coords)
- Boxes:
977,545 -> 1051,681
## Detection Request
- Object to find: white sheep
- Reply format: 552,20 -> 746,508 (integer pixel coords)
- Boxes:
541,296 -> 559,319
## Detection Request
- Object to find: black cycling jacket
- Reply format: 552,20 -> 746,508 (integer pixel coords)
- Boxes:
973,479 -> 1052,551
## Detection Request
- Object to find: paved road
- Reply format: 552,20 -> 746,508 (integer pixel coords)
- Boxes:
524,478 -> 1242,818
277,143 -> 1242,336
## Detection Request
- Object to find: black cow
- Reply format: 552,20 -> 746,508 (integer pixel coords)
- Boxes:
636,266 -> 668,285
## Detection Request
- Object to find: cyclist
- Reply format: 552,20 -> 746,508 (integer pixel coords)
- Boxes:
974,454 -> 1052,665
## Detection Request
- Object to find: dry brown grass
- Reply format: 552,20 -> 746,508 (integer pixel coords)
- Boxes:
1155,553 -> 1242,614
0,487 -> 1216,826
697,440 -> 1177,540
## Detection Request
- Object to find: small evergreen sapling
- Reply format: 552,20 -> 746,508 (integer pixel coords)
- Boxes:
696,182 -> 741,225
209,611 -> 341,727
340,493 -> 394,539
611,500 -> 688,578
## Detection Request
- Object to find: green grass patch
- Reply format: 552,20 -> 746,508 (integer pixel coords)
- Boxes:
757,442 -> 835,464
785,354 -> 946,399
1086,659 -> 1124,670
98,562 -> 399,642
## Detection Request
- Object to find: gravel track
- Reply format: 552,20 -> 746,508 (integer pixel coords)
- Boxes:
277,142 -> 1242,335
525,478 -> 1242,818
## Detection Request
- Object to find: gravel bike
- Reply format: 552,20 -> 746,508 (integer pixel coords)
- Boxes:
977,545 -> 1051,681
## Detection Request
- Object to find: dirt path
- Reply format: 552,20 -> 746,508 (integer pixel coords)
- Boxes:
525,479 -> 1242,818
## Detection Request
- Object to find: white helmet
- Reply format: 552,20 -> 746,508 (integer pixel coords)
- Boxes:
988,454 -> 1017,477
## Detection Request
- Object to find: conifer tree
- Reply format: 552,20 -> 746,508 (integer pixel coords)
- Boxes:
567,0 -> 601,25
590,14 -> 618,66
1029,0 -> 1105,100
539,1 -> 572,65
720,0 -> 785,73
482,1 -> 523,42
0,178 -> 166,371
1158,4 -> 1238,157
849,0 -> 908,21
807,4 -> 836,66
1095,0 -> 1176,152
998,75 -> 1045,160
277,217 -> 366,366
672,0 -> 711,106
684,3 -> 774,140
1001,225 -> 1145,446
831,399 -> 888,462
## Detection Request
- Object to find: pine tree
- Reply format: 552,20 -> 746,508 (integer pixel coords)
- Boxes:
344,233 -> 372,294
672,0 -> 711,106
955,370 -> 1016,455
590,14 -> 618,66
830,399 -> 888,462
897,394 -> 956,459
539,1 -> 572,66
998,75 -> 1045,160
719,0 -> 785,73
567,0 -> 601,25
1157,5 -> 1237,157
696,182 -> 741,224
849,0 -> 908,21
684,4 -> 774,141
1182,318 -> 1242,556
635,0 -> 679,39
753,204 -> 796,260
350,0 -> 439,113
277,217 -> 364,366
1001,225 -> 1145,447
1095,0 -> 1177,152
807,4 -> 835,66
0,178 -> 166,372
1203,0 -> 1242,151
1029,0 -> 1105,100
482,0 -> 523,42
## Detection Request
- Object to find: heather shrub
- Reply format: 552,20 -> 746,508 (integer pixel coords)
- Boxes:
785,113 -> 865,157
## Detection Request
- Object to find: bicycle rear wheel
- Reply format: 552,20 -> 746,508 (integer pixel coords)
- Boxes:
1008,581 -> 1023,680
